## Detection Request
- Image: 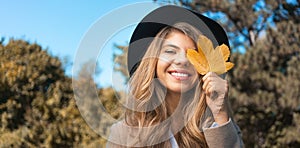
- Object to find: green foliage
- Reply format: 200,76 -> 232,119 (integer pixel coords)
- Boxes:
0,39 -> 123,147
228,22 -> 300,147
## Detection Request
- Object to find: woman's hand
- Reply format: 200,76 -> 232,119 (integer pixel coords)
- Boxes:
202,72 -> 229,125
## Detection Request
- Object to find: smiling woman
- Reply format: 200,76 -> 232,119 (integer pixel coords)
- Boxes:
107,5 -> 243,148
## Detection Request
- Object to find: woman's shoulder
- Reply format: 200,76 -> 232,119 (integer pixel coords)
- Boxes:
203,119 -> 244,148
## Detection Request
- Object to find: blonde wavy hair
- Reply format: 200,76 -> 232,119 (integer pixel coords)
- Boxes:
125,22 -> 211,147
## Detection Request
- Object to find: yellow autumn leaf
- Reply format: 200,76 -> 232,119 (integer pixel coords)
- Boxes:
186,49 -> 209,75
187,35 -> 234,75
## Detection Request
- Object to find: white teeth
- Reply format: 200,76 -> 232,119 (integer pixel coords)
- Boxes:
171,72 -> 188,77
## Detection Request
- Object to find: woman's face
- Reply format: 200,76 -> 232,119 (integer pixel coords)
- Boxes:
156,31 -> 198,94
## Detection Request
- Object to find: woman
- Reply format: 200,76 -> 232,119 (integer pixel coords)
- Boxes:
107,5 -> 243,148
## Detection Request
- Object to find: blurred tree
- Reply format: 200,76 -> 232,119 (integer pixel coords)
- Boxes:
113,44 -> 129,82
73,60 -> 124,141
228,20 -> 300,147
0,39 -> 123,147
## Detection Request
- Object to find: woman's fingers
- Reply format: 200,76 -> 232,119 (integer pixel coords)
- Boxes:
202,72 -> 228,98
202,71 -> 214,81
202,72 -> 216,94
202,78 -> 210,92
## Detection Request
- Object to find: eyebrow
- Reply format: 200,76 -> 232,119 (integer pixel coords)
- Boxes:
162,44 -> 197,51
162,44 -> 180,49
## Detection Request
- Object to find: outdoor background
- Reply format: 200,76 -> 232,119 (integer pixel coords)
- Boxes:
0,0 -> 299,147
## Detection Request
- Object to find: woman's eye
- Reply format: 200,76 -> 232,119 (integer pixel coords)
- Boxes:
164,49 -> 176,54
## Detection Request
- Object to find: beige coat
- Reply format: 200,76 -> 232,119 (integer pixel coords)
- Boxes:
106,118 -> 243,148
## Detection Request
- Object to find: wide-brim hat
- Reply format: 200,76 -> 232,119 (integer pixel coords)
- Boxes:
127,5 -> 229,76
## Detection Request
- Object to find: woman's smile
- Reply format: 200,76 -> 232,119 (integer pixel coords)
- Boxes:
168,69 -> 192,81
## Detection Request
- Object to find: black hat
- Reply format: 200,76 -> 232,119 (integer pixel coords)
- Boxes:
127,5 -> 229,76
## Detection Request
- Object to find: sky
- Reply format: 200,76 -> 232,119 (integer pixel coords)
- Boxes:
0,0 -> 161,89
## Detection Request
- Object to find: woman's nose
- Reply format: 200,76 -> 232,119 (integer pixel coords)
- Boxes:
174,51 -> 189,66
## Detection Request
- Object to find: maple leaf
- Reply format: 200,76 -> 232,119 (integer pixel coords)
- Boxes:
187,35 -> 234,75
